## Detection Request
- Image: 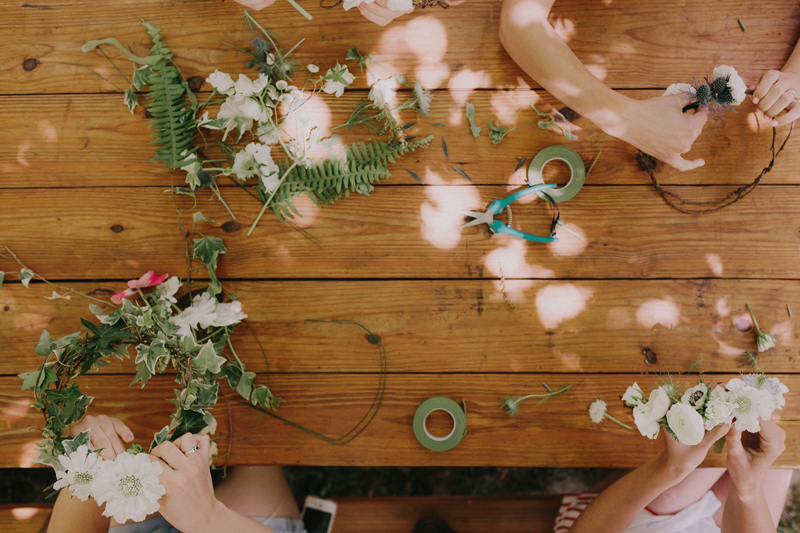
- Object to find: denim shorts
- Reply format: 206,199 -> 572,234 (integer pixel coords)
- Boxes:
109,516 -> 307,533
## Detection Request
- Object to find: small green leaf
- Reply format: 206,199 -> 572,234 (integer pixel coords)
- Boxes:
135,340 -> 169,375
35,330 -> 53,357
192,212 -> 218,224
19,371 -> 40,391
488,119 -> 514,145
62,429 -> 92,455
132,65 -> 152,91
19,268 -> 34,288
124,88 -> 139,114
193,236 -> 227,272
193,341 -> 226,374
466,102 -> 481,138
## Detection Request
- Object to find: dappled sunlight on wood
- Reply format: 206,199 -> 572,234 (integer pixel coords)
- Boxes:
635,296 -> 685,329
770,320 -> 794,345
490,277 -> 538,305
1,399 -> 33,427
716,296 -> 730,317
287,194 -> 320,228
483,237 -> 555,279
507,0 -> 550,27
18,440 -> 39,468
549,222 -> 587,257
37,119 -> 58,142
11,507 -> 42,520
489,85 -> 534,125
377,16 -> 450,89
13,311 -> 52,332
534,282 -> 594,330
17,141 -> 31,167
705,253 -> 723,276
420,171 -> 480,249
732,312 -> 753,332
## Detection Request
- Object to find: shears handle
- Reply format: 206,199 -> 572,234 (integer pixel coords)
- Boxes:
490,182 -> 558,213
489,221 -> 558,242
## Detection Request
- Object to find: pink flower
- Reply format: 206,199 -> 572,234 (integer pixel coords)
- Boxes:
111,271 -> 169,304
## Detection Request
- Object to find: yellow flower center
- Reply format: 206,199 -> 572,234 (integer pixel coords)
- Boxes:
119,475 -> 142,497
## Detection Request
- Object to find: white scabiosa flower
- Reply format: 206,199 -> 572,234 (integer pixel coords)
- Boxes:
622,382 -> 645,407
589,398 -> 607,424
92,452 -> 165,523
725,378 -> 774,433
663,83 -> 693,96
742,374 -> 789,411
52,445 -> 102,501
368,78 -> 397,108
680,382 -> 708,411
666,403 -> 705,445
712,65 -> 747,105
206,70 -> 235,96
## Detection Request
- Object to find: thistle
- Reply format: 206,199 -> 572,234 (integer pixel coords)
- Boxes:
746,303 -> 776,352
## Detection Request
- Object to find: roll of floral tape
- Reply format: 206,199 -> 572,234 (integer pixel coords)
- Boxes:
413,397 -> 467,452
527,145 -> 586,203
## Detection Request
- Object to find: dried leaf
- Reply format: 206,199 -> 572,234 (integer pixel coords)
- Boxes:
465,103 -> 481,138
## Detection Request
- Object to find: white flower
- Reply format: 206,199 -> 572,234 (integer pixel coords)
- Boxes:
169,292 -> 247,337
589,399 -> 607,424
757,332 -> 776,352
681,382 -> 708,411
666,403 -> 705,445
742,374 -> 789,410
213,300 -> 248,327
53,445 -> 102,501
216,95 -> 264,140
369,78 -> 397,108
276,80 -> 288,91
414,81 -> 432,116
663,83 -> 693,97
632,387 -> 671,439
725,378 -> 774,433
322,63 -> 355,98
704,386 -> 735,431
93,452 -> 165,523
307,64 -> 319,73
231,143 -> 278,182
622,382 -> 645,407
342,0 -> 376,9
712,65 -> 747,105
387,0 -> 413,11
156,276 -> 181,306
206,70 -> 235,95
233,73 -> 268,97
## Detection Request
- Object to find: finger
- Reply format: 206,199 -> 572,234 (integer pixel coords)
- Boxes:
87,419 -> 116,461
725,427 -> 748,460
753,70 -> 781,102
97,415 -> 126,457
151,441 -> 191,470
171,433 -> 200,455
702,423 -> 731,446
773,104 -> 800,126
148,455 -> 178,485
111,418 -> 135,443
757,419 -> 786,447
758,82 -> 789,115
764,90 -> 796,118
667,156 -> 705,172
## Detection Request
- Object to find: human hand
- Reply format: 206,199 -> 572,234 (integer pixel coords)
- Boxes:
68,414 -> 134,461
150,434 -> 219,533
661,423 -> 731,477
725,419 -> 786,494
610,94 -> 709,172
358,0 -> 413,26
752,69 -> 800,127
233,0 -> 278,9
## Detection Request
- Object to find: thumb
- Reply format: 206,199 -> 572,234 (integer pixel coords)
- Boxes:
725,427 -> 746,459
703,423 -> 731,446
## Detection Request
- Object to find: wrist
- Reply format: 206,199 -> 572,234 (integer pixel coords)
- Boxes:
653,451 -> 693,484
730,479 -> 763,502
588,91 -> 635,140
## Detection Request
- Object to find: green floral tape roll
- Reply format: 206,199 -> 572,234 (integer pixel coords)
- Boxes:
413,397 -> 467,452
527,145 -> 586,203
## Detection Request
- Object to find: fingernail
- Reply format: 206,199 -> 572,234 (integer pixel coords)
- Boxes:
772,120 -> 779,127
752,97 -> 760,104
126,434 -> 133,440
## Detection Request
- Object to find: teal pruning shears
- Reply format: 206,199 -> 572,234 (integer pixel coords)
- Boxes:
460,183 -> 560,243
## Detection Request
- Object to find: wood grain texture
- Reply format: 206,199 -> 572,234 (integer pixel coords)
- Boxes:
1,280 -> 797,375
1,91 -> 796,188
2,374 -> 799,468
2,0 -> 799,93
0,504 -> 50,533
1,185 -> 798,280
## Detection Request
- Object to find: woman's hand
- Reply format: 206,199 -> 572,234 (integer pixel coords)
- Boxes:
150,434 -> 220,533
609,94 -> 709,172
752,69 -> 800,126
358,0 -> 413,26
660,423 -> 731,477
68,414 -> 134,461
725,419 -> 786,494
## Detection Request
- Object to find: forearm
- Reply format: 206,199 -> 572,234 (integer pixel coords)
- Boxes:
499,0 -> 629,134
192,501 -> 275,533
721,483 -> 775,533
47,489 -> 110,533
782,38 -> 800,75
570,453 -> 688,533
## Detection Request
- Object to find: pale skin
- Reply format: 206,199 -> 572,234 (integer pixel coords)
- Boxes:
47,415 -> 300,533
570,420 -> 791,533
499,0 -> 800,171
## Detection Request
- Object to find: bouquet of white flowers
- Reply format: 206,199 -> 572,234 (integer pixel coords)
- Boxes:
622,374 -> 788,445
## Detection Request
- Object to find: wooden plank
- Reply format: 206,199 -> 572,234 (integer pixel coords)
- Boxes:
2,374 -> 799,468
331,495 -> 562,533
0,504 -> 49,533
1,91 -> 796,188
1,186 -> 799,280
1,280 -> 797,376
2,1 -> 799,93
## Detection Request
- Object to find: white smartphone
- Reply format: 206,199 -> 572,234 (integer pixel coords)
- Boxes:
301,495 -> 337,533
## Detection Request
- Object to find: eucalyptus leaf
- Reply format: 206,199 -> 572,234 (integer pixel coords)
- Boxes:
465,102 -> 482,138
488,119 -> 515,145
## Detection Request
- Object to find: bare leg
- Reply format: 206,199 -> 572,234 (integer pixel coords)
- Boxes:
214,466 -> 301,519
646,468 -> 726,515
589,469 -> 632,493
711,469 -> 793,527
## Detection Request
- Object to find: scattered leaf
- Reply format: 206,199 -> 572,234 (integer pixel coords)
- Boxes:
513,156 -> 526,172
0,271 -> 4,292
530,101 -> 578,141
465,102 -> 481,138
442,137 -> 449,160
19,268 -> 34,288
488,119 -> 514,145
405,169 -> 424,184
44,291 -> 71,300
453,166 -> 472,182
192,212 -> 218,224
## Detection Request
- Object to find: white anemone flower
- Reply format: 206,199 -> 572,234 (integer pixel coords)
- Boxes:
53,445 -> 102,501
725,378 -> 774,433
632,387 -> 671,439
622,382 -> 645,407
368,78 -> 397,108
680,382 -> 708,411
206,70 -> 235,96
666,403 -> 705,445
712,65 -> 747,105
93,452 -> 165,523
233,73 -> 269,97
322,63 -> 355,98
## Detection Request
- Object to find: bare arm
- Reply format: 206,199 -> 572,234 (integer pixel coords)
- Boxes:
499,0 -> 708,171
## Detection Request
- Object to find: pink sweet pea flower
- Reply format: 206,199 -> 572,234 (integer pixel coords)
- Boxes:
111,271 -> 169,304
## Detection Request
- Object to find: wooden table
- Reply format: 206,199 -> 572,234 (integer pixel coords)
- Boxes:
2,0 -> 800,469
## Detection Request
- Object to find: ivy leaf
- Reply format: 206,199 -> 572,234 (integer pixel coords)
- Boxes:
62,429 -> 92,455
180,335 -> 200,354
132,65 -> 152,91
19,371 -> 40,391
80,318 -> 135,350
19,367 -> 58,391
124,88 -> 139,114
131,362 -> 153,388
251,385 -> 282,411
135,339 -> 170,375
193,236 -> 226,272
465,103 -> 482,138
193,341 -> 225,374
192,212 -> 218,224
19,268 -> 34,288
35,330 -> 53,357
171,409 -> 207,441
152,425 -> 171,448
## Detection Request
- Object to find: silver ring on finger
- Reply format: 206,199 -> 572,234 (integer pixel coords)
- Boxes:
184,444 -> 200,455
789,89 -> 800,103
